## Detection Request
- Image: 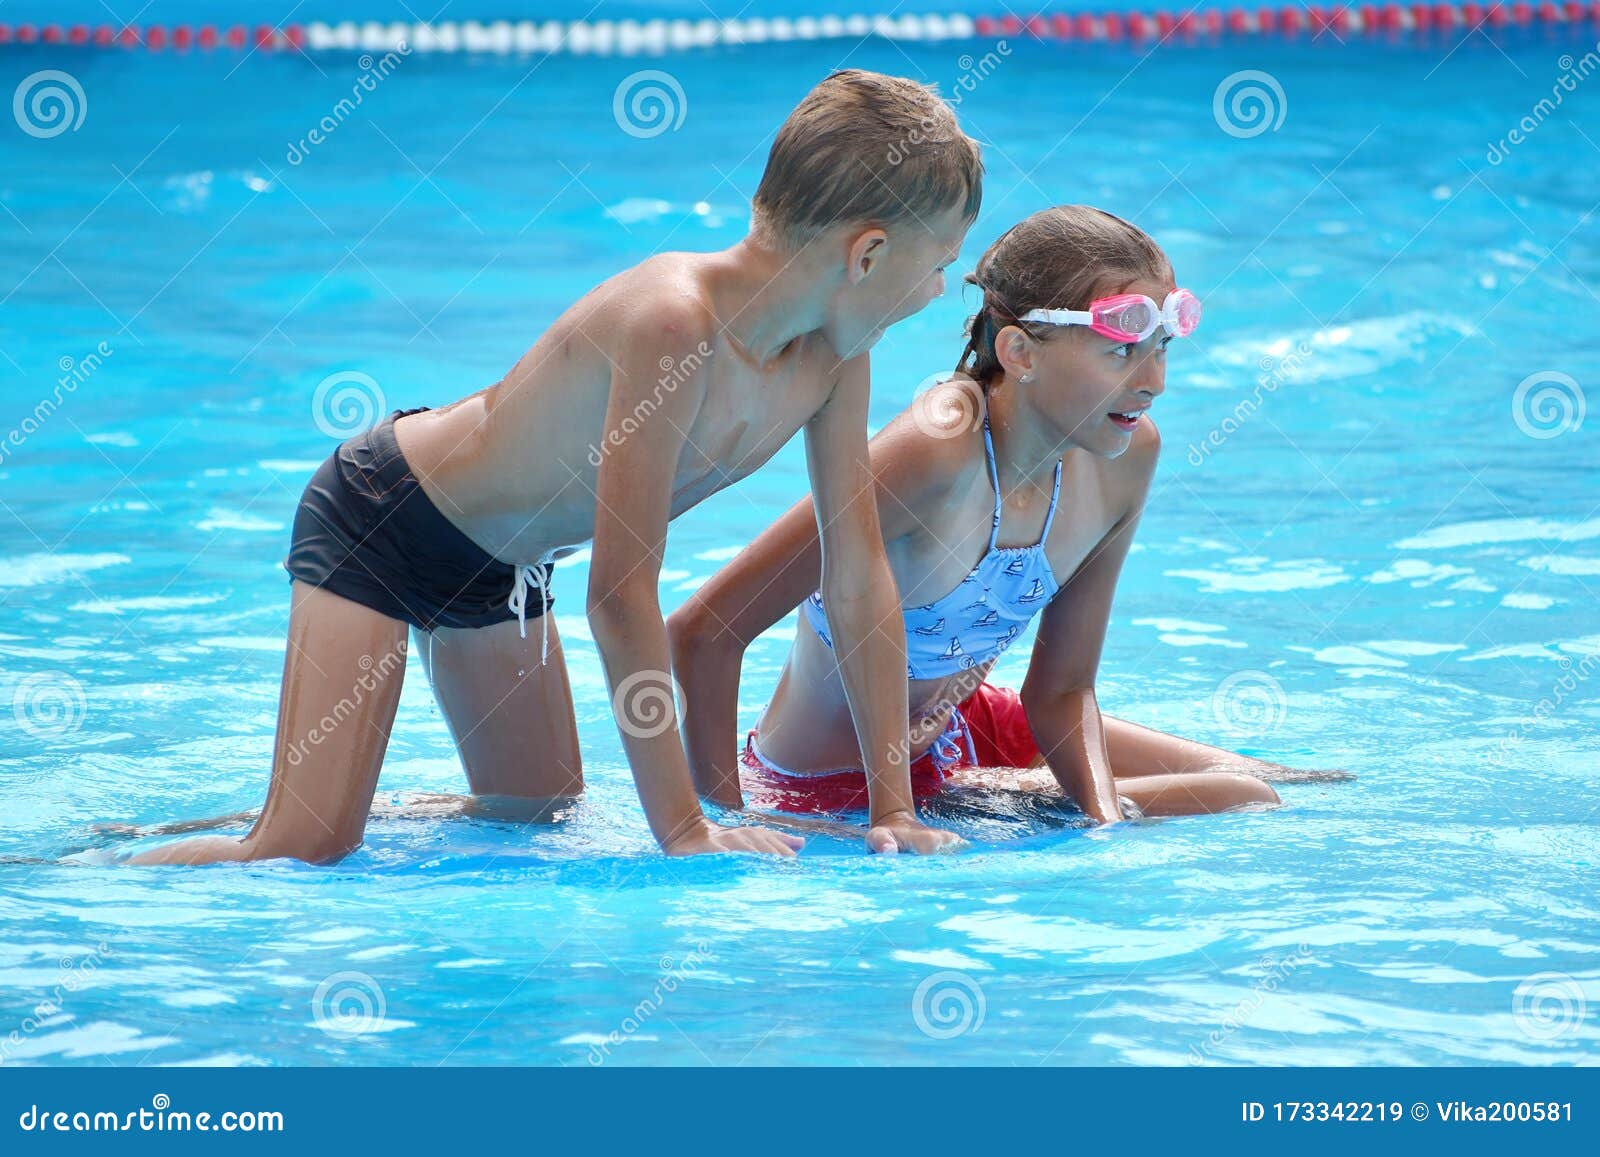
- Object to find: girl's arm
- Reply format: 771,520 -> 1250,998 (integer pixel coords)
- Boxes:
1020,424 -> 1159,825
669,401 -> 968,810
668,490 -> 823,808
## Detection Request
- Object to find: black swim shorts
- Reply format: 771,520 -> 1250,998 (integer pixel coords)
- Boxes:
283,407 -> 554,633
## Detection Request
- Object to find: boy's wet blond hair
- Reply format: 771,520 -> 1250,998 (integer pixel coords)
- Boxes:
752,69 -> 983,248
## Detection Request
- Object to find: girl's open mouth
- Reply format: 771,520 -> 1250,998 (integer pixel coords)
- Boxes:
1108,410 -> 1143,431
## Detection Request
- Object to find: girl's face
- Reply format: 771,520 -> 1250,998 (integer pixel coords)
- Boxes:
1019,275 -> 1174,459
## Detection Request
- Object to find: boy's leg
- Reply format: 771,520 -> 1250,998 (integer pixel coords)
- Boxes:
416,613 -> 583,808
132,581 -> 408,865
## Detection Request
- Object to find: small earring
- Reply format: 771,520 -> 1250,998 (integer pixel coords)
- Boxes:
1019,373 -> 1032,383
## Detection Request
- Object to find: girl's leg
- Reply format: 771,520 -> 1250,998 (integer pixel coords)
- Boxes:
1102,715 -> 1350,783
415,612 -> 583,809
130,581 -> 408,865
1114,770 -> 1279,816
1100,716 -> 1284,814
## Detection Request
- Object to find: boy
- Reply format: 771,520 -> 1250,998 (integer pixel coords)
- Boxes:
130,70 -> 981,865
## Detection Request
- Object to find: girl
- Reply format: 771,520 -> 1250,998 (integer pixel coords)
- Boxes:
669,205 -> 1340,840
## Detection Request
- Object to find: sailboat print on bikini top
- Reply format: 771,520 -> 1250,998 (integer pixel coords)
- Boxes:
802,412 -> 1063,679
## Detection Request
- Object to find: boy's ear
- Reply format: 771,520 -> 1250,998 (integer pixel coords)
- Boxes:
846,227 -> 888,285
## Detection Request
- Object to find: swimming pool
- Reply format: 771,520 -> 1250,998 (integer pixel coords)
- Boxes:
2,17 -> 1597,1066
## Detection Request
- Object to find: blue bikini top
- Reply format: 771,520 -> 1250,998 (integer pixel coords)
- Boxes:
802,415 -> 1063,680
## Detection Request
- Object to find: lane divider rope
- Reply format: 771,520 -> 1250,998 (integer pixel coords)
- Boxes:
0,7 -> 1596,54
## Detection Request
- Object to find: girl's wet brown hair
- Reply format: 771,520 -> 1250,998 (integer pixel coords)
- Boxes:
956,205 -> 1173,390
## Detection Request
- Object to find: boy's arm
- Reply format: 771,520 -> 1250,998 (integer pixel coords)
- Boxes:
1020,427 -> 1159,824
587,307 -> 802,858
802,355 -> 961,854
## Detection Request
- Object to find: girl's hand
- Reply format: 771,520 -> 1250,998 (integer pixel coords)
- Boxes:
662,818 -> 804,858
866,810 -> 965,855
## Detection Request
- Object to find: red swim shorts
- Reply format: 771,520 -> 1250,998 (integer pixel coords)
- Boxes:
740,681 -> 1040,813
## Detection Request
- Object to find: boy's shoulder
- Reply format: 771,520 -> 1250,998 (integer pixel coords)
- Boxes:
602,252 -> 717,344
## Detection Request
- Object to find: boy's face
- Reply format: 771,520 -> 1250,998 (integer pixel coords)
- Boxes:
825,206 -> 970,359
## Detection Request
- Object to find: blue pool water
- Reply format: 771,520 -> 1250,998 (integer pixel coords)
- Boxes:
2,29 -> 1598,1066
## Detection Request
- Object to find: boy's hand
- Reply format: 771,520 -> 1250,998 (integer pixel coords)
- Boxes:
662,818 -> 804,858
866,810 -> 964,855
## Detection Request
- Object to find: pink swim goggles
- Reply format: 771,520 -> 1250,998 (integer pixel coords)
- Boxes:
1021,288 -> 1201,343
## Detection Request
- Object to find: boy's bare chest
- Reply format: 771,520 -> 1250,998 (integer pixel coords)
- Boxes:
671,363 -> 834,506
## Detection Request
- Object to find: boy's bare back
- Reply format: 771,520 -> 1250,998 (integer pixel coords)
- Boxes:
394,248 -> 844,569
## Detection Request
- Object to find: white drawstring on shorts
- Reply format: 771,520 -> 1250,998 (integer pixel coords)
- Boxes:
507,561 -> 552,665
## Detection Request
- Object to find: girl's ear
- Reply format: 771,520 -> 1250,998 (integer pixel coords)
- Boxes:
993,324 -> 1036,383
